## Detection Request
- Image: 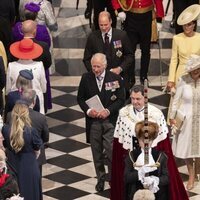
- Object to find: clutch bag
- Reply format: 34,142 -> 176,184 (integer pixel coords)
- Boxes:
174,110 -> 186,130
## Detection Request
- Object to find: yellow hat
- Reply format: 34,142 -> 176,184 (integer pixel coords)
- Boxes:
177,4 -> 200,25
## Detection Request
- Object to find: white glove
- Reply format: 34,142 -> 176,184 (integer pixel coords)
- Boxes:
118,11 -> 126,22
35,150 -> 41,159
138,165 -> 153,181
149,176 -> 160,193
157,22 -> 162,31
143,177 -> 154,188
8,194 -> 24,200
171,124 -> 179,135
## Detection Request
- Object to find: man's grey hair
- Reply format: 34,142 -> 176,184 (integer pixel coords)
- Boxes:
91,53 -> 107,67
21,89 -> 37,106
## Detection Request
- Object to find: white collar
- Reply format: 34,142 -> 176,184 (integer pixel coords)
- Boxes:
102,28 -> 112,38
96,70 -> 106,80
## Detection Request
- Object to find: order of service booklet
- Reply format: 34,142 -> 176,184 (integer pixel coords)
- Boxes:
85,95 -> 105,111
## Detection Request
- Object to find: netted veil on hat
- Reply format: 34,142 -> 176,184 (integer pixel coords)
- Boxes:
185,54 -> 200,73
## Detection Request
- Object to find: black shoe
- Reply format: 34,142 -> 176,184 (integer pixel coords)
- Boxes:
140,78 -> 149,86
84,8 -> 91,19
95,180 -> 105,192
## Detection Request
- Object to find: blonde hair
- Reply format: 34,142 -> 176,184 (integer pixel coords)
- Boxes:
10,103 -> 31,153
16,74 -> 32,91
133,189 -> 155,200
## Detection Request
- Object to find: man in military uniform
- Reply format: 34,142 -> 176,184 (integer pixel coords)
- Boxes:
112,0 -> 164,84
77,53 -> 125,192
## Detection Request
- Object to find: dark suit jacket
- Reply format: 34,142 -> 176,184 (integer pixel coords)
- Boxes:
0,16 -> 13,51
77,70 -> 125,141
124,148 -> 169,200
32,38 -> 52,70
83,28 -> 134,89
4,90 -> 40,122
0,56 -> 5,115
6,108 -> 49,165
0,0 -> 15,25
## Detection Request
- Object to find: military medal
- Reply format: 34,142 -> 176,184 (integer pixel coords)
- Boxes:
113,40 -> 122,48
116,50 -> 122,57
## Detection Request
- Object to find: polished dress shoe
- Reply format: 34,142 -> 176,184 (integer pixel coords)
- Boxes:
140,78 -> 149,86
95,180 -> 105,192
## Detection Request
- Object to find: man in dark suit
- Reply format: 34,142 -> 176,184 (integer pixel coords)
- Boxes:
0,16 -> 13,53
77,53 -> 125,192
21,20 -> 52,70
0,0 -> 15,26
0,56 -> 6,115
83,11 -> 134,96
8,19 -> 52,71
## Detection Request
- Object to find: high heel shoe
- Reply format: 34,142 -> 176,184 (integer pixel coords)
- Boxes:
186,183 -> 194,190
186,180 -> 194,190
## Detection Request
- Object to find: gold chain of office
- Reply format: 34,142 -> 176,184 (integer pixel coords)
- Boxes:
117,0 -> 134,11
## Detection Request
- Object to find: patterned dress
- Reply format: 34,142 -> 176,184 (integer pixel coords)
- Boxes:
170,74 -> 200,158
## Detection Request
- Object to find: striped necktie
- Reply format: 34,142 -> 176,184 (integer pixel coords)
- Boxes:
97,75 -> 103,91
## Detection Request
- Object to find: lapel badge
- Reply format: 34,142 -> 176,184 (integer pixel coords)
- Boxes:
116,50 -> 122,58
111,94 -> 117,101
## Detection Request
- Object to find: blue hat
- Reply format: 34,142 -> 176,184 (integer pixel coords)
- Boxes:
25,2 -> 40,13
19,69 -> 33,80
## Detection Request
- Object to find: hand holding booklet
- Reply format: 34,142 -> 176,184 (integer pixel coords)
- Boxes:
85,95 -> 105,111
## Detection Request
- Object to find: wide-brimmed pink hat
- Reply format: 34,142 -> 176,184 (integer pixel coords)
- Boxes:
10,38 -> 43,59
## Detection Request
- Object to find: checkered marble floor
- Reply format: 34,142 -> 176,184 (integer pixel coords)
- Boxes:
42,0 -> 200,199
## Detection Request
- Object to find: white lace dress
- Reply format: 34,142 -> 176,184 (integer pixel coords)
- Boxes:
170,74 -> 200,159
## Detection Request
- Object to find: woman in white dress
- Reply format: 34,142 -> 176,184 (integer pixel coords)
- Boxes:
6,38 -> 46,114
170,54 -> 200,190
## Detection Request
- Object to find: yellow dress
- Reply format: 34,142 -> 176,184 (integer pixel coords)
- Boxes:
168,32 -> 200,84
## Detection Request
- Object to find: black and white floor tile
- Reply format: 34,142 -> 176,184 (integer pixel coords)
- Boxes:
42,0 -> 200,199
